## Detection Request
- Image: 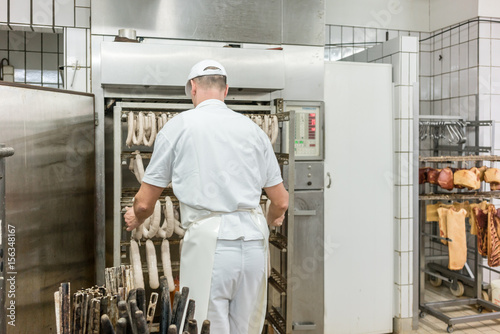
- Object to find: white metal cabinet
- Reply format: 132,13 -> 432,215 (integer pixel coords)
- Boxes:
323,62 -> 394,334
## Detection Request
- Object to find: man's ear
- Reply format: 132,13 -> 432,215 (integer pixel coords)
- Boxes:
190,79 -> 196,96
223,84 -> 229,98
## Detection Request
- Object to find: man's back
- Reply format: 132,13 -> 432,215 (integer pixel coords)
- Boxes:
143,99 -> 282,213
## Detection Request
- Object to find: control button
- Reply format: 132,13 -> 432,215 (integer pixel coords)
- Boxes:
308,165 -> 312,169
307,181 -> 312,186
308,173 -> 312,177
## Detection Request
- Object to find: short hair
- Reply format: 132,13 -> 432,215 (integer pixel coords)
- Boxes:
193,66 -> 227,91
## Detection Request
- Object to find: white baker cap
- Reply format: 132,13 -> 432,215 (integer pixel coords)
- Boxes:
185,59 -> 227,98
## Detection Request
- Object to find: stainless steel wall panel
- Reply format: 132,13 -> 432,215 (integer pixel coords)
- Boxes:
282,45 -> 325,101
92,0 -> 282,44
0,83 -> 95,333
32,0 -> 54,26
55,0 -> 75,27
284,162 -> 324,190
292,190 -> 324,333
9,0 -> 31,24
283,0 -> 325,46
100,42 -> 285,91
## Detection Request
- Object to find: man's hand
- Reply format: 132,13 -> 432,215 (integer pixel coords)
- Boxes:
268,213 -> 285,227
124,206 -> 141,231
263,183 -> 289,227
126,182 -> 164,231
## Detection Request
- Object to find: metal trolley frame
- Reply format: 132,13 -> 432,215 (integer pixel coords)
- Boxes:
108,99 -> 295,332
418,154 -> 500,333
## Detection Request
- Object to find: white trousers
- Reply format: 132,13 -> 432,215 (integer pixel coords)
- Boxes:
207,239 -> 267,334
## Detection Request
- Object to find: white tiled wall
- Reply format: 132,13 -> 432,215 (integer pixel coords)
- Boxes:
420,21 -> 479,131
419,17 -> 500,284
64,27 -> 91,92
0,1 -> 91,93
325,24 -> 421,62
0,0 -> 90,29
477,19 -> 500,156
0,30 -> 63,88
339,36 -> 419,320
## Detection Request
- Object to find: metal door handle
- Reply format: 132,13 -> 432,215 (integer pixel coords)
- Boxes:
292,322 -> 317,330
294,209 -> 317,216
326,172 -> 332,188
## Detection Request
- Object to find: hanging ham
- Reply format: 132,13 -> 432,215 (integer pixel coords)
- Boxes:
446,208 -> 468,271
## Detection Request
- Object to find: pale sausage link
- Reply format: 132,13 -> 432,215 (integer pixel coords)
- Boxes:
156,219 -> 167,239
126,111 -> 134,147
161,113 -> 168,128
270,115 -> 279,145
173,219 -> 185,237
144,113 -> 157,147
161,239 -> 175,292
130,239 -> 145,289
132,112 -> 144,146
143,112 -> 151,140
145,239 -> 159,289
263,115 -> 270,139
132,151 -> 145,184
164,196 -> 175,238
145,201 -> 161,239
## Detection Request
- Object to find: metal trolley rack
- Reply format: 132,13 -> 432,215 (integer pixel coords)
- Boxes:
109,99 -> 294,332
418,155 -> 500,333
264,99 -> 296,334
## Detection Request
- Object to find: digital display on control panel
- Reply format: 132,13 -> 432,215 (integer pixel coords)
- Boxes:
286,105 -> 321,158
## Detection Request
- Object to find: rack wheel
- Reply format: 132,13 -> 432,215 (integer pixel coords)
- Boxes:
482,290 -> 489,301
450,281 -> 464,297
447,325 -> 454,333
430,277 -> 442,287
419,311 -> 426,318
478,306 -> 484,313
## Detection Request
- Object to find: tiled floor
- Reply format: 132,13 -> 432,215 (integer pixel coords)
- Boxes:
413,284 -> 500,333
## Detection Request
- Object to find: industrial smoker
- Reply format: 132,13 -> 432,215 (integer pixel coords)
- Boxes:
92,36 -> 328,332
90,1 -> 325,331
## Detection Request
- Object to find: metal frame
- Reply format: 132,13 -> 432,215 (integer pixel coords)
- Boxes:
112,103 -> 295,334
0,144 -> 14,334
415,91 -> 499,331
420,299 -> 500,326
417,154 -> 500,332
112,105 -> 123,267
413,84 -> 421,330
285,110 -> 295,333
264,101 -> 296,334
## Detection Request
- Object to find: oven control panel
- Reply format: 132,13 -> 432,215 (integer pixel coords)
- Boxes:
285,102 -> 323,160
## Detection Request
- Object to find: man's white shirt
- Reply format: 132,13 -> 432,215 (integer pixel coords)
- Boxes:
142,99 -> 282,240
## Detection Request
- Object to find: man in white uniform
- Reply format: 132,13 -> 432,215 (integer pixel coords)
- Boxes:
124,59 -> 288,333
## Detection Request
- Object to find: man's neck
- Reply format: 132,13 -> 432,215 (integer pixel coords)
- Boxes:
193,92 -> 225,107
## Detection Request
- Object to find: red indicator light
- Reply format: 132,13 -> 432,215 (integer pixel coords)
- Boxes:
310,119 -> 316,125
310,144 -> 316,147
310,113 -> 316,117
311,127 -> 316,131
